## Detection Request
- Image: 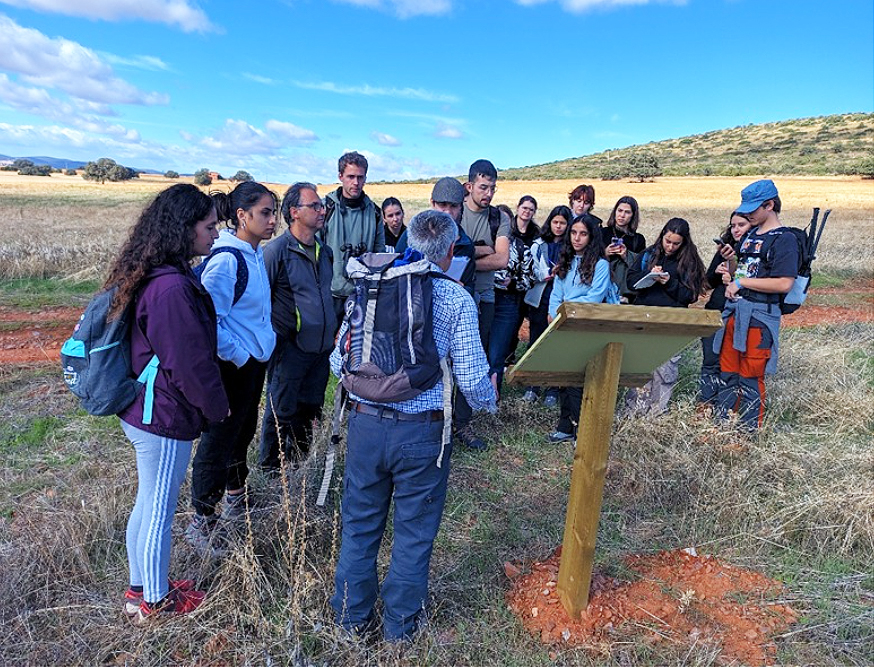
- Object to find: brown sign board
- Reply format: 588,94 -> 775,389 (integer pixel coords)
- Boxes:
507,302 -> 723,387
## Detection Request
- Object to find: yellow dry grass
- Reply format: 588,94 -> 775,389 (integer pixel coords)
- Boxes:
0,173 -> 871,280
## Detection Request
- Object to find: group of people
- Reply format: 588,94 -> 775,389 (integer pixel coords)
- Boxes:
107,151 -> 798,640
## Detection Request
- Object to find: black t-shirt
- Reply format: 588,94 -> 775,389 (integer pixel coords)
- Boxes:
735,227 -> 800,303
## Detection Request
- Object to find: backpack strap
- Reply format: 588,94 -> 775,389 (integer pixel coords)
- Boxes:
196,246 -> 248,305
488,206 -> 502,244
135,354 -> 160,425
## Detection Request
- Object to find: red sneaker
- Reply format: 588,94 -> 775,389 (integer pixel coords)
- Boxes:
133,588 -> 206,624
123,579 -> 197,617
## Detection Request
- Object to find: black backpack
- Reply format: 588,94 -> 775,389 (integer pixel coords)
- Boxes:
338,250 -> 448,402
193,246 -> 248,305
61,287 -> 160,420
762,208 -> 829,314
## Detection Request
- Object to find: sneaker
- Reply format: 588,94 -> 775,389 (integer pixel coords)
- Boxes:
133,587 -> 206,624
548,430 -> 574,443
522,390 -> 538,403
222,491 -> 247,522
543,395 -> 559,408
184,514 -> 227,557
454,427 -> 488,452
123,579 -> 195,617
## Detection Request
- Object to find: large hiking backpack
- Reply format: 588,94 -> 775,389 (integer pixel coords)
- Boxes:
338,249 -> 445,402
764,208 -> 830,315
193,246 -> 248,305
61,287 -> 160,420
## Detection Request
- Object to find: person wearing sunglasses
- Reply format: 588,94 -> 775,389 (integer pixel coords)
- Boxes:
258,182 -> 337,477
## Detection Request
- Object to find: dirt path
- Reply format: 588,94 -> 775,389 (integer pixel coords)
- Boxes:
0,279 -> 869,365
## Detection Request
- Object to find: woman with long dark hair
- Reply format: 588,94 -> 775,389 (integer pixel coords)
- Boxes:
523,205 -> 571,404
546,214 -> 618,442
602,196 -> 647,302
381,197 -> 405,251
625,217 -> 707,414
187,181 -> 278,553
109,183 -> 229,621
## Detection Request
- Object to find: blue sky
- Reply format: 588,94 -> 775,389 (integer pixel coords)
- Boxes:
0,0 -> 871,182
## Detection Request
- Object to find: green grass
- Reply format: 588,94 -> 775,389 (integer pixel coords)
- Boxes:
0,278 -> 98,307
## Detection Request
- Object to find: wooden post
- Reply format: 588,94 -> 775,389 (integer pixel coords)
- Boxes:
556,342 -> 624,618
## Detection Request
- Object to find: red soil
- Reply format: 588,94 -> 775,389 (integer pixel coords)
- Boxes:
506,547 -> 799,665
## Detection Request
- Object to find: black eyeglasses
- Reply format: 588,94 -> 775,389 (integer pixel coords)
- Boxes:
297,201 -> 325,212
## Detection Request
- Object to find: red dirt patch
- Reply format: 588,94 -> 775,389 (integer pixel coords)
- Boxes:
0,306 -> 80,363
506,547 -> 799,665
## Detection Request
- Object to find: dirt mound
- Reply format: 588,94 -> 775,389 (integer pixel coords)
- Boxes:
0,306 -> 80,363
506,547 -> 798,665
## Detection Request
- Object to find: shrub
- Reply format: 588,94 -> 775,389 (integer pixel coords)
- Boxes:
18,164 -> 52,176
231,170 -> 253,182
64,169 -> 77,176
164,170 -> 180,179
194,168 -> 212,186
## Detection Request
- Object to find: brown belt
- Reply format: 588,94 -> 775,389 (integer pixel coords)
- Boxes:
349,401 -> 443,422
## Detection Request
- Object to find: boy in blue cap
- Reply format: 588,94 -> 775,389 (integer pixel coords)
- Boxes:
713,179 -> 799,429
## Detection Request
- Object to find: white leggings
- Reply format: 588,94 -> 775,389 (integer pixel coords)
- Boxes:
122,420 -> 192,603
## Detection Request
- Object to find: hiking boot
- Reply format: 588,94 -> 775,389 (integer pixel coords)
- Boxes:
542,395 -> 558,408
522,390 -> 538,403
548,430 -> 574,444
123,579 -> 195,617
184,513 -> 227,557
132,587 -> 206,624
454,427 -> 487,452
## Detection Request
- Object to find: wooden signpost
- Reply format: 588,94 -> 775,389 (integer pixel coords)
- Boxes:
506,302 -> 722,618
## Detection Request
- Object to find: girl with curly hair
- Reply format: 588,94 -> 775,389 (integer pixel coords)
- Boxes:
109,183 -> 229,621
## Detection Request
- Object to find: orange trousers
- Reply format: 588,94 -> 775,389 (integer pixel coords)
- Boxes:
717,314 -> 771,428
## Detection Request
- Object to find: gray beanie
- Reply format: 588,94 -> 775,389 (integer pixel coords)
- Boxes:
430,177 -> 465,205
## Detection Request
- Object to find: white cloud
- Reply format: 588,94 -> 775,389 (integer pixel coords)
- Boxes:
370,131 -> 401,147
195,119 -> 279,156
265,119 -> 319,143
0,0 -> 216,32
292,79 -> 458,104
102,53 -> 171,72
0,15 -> 169,105
331,0 -> 452,18
0,74 -> 140,140
434,122 -> 463,139
515,0 -> 684,11
243,72 -> 277,85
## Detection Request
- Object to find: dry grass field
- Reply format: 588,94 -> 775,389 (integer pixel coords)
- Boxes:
0,172 -> 872,666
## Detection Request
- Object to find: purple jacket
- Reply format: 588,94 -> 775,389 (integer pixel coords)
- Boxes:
119,265 -> 229,440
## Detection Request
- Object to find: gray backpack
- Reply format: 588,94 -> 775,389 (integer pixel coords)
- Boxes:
61,287 -> 159,421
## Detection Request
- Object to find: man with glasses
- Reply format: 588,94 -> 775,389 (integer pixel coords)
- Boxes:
454,159 -> 510,451
259,182 -> 337,475
322,151 -> 385,329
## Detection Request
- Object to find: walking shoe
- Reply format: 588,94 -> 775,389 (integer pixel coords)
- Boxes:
542,395 -> 558,408
123,579 -> 195,617
132,587 -> 206,624
522,390 -> 538,403
548,430 -> 574,443
454,427 -> 488,452
222,491 -> 248,522
184,513 -> 227,557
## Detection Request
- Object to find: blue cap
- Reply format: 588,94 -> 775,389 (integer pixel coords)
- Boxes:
736,179 -> 779,214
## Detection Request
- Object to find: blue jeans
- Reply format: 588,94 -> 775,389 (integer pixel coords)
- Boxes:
488,289 -> 524,392
122,420 -> 192,604
331,409 -> 451,640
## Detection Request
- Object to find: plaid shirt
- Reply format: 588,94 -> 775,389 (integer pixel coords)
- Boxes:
330,264 -> 497,414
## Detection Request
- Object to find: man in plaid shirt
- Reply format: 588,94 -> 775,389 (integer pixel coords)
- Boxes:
330,209 -> 497,641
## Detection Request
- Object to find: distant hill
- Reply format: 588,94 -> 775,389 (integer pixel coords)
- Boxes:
501,113 -> 874,180
0,155 -> 163,173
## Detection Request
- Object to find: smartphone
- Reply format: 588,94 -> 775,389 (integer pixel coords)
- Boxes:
611,237 -> 624,246
713,237 -> 725,246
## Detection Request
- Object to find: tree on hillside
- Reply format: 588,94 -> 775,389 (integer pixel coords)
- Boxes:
857,156 -> 874,179
231,170 -> 253,182
627,151 -> 661,182
194,168 -> 212,186
164,170 -> 180,179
